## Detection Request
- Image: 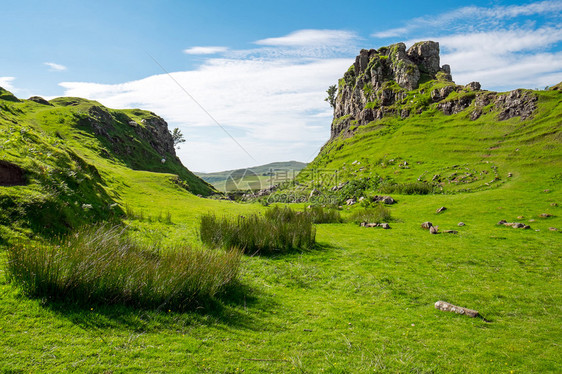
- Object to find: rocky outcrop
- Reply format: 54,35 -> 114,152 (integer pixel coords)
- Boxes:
331,41 -> 452,139
329,41 -> 539,140
79,105 -> 177,159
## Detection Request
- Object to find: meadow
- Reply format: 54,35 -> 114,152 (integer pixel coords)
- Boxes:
0,86 -> 560,373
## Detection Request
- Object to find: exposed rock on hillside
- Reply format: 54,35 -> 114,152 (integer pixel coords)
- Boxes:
330,41 -> 538,140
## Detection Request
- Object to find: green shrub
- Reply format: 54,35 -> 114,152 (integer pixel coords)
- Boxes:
200,206 -> 316,255
348,204 -> 392,224
379,181 -> 434,195
6,225 -> 241,309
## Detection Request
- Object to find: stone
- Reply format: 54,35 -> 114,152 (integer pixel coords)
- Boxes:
381,223 -> 391,229
458,222 -> 465,226
407,41 -> 441,77
507,172 -> 513,177
540,213 -> 552,218
465,82 -> 481,91
497,220 -> 507,225
443,230 -> 458,234
309,189 -> 320,199
435,301 -> 479,318
429,225 -> 439,234
373,195 -> 396,204
346,198 -> 356,206
495,89 -> 537,121
551,203 -> 558,207
436,206 -> 447,213
549,227 -> 558,231
421,221 -> 433,230
517,216 -> 524,220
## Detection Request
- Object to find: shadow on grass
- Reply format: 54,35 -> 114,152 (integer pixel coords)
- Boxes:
37,280 -> 269,333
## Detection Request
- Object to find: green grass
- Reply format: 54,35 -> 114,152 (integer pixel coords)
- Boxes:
6,225 -> 242,309
200,206 -> 316,255
348,204 -> 392,224
0,85 -> 561,372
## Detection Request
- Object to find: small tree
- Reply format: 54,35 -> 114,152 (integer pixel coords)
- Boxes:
172,128 -> 186,149
325,84 -> 337,109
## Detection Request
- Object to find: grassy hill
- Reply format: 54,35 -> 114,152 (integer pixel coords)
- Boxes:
0,88 -> 215,240
0,68 -> 561,373
195,161 -> 307,192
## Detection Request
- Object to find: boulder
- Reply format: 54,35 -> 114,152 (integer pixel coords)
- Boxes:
458,222 -> 465,227
429,225 -> 439,234
436,206 -> 447,213
381,223 -> 391,229
421,221 -> 433,230
373,195 -> 396,204
465,82 -> 481,91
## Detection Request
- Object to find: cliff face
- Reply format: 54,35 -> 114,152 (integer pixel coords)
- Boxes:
330,41 -> 538,140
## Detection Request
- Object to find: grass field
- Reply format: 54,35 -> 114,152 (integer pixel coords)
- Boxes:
0,85 -> 561,372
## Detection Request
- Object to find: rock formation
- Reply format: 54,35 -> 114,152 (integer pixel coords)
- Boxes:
329,41 -> 538,140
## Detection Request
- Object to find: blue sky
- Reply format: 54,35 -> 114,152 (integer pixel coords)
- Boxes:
1,0 -> 561,171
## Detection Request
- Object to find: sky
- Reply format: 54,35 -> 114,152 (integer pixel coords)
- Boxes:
1,0 -> 561,172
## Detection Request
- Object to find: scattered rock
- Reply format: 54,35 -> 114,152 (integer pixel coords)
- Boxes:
381,223 -> 391,229
507,172 -> 513,177
421,221 -> 433,230
373,195 -> 396,204
551,203 -> 558,207
429,225 -> 439,234
346,198 -> 356,206
549,227 -> 558,231
432,174 -> 440,181
434,301 -> 479,318
517,216 -> 524,220
540,213 -> 552,218
529,219 -> 536,222
436,206 -> 447,213
458,222 -> 465,227
498,220 -> 531,229
443,230 -> 458,234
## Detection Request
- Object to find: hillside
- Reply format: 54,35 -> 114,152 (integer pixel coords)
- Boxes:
0,89 -> 215,240
274,41 -> 561,203
195,161 -> 307,191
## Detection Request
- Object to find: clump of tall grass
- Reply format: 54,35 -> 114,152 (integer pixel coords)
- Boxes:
348,204 -> 392,224
6,225 -> 241,309
379,181 -> 434,195
200,206 -> 316,255
303,205 -> 342,224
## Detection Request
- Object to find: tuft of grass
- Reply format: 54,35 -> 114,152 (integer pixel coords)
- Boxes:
348,204 -> 392,224
6,225 -> 241,309
304,205 -> 342,223
380,181 -> 435,195
200,206 -> 316,255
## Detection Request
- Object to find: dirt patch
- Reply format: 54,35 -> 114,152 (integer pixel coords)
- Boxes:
0,161 -> 26,186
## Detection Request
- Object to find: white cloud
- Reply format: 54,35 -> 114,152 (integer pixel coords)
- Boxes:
44,62 -> 67,71
255,29 -> 358,47
183,46 -> 229,55
0,77 -> 16,91
59,42 -> 352,171
372,0 -> 562,38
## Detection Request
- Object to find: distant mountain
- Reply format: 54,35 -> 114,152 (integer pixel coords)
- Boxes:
195,161 -> 307,191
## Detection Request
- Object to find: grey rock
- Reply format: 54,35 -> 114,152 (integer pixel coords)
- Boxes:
465,82 -> 481,91
421,221 -> 433,230
381,223 -> 391,229
436,206 -> 447,213
443,230 -> 458,234
458,222 -> 465,226
429,225 -> 439,234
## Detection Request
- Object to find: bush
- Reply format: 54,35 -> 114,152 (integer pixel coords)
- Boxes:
380,182 -> 434,195
200,206 -> 316,255
348,204 -> 392,224
6,225 -> 241,309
